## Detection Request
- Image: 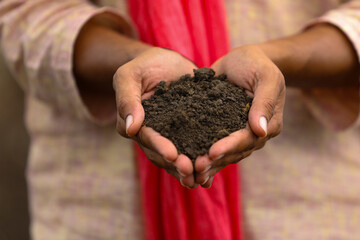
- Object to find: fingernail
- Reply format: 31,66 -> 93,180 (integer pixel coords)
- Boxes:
180,179 -> 186,187
177,168 -> 186,177
214,154 -> 224,161
192,184 -> 199,189
180,180 -> 192,189
200,165 -> 212,174
201,176 -> 210,185
125,115 -> 133,135
204,176 -> 214,189
259,116 -> 267,136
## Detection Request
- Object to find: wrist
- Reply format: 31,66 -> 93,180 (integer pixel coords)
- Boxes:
257,40 -> 306,83
124,38 -> 152,60
257,24 -> 359,88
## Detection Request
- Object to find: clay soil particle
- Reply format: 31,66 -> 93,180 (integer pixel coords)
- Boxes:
142,67 -> 253,162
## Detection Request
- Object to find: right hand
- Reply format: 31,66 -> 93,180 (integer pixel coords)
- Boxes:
113,47 -> 199,188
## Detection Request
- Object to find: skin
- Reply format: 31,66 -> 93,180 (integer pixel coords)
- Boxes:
196,24 -> 359,188
74,19 -> 359,189
75,20 -> 198,188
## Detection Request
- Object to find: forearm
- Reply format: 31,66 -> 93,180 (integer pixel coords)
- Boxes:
258,24 -> 359,88
73,20 -> 151,118
74,20 -> 150,93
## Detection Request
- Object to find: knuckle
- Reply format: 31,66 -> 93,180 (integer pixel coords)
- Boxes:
277,71 -> 286,93
113,68 -> 124,89
262,98 -> 276,118
116,98 -> 131,118
276,68 -> 285,83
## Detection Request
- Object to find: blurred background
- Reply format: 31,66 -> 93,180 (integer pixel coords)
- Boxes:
0,50 -> 30,240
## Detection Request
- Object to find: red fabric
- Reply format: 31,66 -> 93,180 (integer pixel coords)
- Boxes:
128,1 -> 243,239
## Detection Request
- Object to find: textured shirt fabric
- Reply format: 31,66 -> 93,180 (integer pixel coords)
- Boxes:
0,0 -> 359,240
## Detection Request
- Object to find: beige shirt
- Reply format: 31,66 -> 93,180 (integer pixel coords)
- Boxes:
0,0 -> 359,239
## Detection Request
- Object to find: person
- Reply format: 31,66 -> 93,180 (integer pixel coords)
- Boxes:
0,0 -> 359,239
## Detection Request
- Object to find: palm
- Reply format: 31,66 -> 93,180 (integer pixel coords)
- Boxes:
194,46 -> 285,188
114,47 -> 198,188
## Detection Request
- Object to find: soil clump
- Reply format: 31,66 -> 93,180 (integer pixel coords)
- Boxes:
142,67 -> 253,162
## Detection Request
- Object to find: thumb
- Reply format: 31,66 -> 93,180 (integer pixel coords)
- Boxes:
113,65 -> 145,137
248,74 -> 283,138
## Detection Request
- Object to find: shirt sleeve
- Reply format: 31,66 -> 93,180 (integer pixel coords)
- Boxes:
0,0 -> 132,125
302,0 -> 360,131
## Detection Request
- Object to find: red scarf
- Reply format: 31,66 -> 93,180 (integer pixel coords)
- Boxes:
128,1 -> 243,239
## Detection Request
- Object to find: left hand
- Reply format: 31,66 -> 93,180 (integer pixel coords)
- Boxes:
194,45 -> 286,188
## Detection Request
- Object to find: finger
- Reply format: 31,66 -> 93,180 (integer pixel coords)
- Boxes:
196,150 -> 254,187
199,150 -> 254,182
212,151 -> 254,168
194,154 -> 212,174
140,146 -> 184,181
194,155 -> 213,185
173,154 -> 193,177
116,116 -> 127,137
201,175 -> 215,189
113,63 -> 145,137
196,166 -> 222,186
208,127 -> 256,161
140,145 -> 167,169
137,127 -> 178,162
180,175 -> 198,189
248,69 -> 285,138
266,100 -> 285,139
195,170 -> 212,186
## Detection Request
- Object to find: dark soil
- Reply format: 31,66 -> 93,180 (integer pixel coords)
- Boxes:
142,67 -> 253,162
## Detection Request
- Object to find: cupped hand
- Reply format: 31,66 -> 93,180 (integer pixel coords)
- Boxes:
113,47 -> 198,188
195,45 -> 286,188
